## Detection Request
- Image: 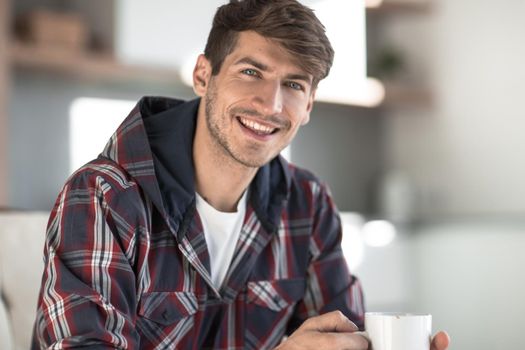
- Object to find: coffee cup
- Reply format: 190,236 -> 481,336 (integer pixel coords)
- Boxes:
364,312 -> 432,350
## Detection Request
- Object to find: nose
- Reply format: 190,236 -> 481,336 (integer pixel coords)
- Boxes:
252,80 -> 283,116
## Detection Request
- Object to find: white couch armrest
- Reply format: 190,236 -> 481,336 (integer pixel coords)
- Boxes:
0,211 -> 49,350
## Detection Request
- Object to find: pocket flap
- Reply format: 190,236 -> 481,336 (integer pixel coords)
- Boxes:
138,291 -> 198,325
247,278 -> 305,312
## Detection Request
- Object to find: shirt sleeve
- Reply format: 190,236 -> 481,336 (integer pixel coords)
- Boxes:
287,181 -> 366,333
32,170 -> 143,349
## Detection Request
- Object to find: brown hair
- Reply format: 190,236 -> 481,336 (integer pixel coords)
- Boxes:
204,0 -> 334,88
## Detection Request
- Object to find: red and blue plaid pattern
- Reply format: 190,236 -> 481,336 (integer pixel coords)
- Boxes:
32,97 -> 365,349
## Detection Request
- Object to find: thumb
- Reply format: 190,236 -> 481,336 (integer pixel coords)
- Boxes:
431,331 -> 450,350
301,311 -> 359,333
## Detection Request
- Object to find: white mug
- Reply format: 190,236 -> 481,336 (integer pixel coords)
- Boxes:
365,312 -> 432,350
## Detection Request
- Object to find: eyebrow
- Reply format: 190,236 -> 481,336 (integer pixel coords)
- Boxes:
233,56 -> 312,85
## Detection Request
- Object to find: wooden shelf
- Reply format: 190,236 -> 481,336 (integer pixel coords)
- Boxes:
8,41 -> 185,86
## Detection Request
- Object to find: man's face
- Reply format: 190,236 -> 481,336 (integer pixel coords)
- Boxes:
193,31 -> 315,168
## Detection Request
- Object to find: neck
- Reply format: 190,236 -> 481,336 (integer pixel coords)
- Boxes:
193,102 -> 257,212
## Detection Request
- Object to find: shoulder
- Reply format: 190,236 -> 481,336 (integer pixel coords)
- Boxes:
282,162 -> 335,218
66,157 -> 137,190
285,162 -> 330,199
58,157 -> 145,214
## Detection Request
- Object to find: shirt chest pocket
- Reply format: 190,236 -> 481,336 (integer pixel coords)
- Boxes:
138,291 -> 198,326
247,278 -> 306,312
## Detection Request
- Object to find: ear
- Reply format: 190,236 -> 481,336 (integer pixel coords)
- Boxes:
301,89 -> 316,125
193,54 -> 212,97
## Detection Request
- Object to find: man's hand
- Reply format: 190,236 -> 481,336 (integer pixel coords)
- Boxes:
275,311 -> 368,350
431,331 -> 450,350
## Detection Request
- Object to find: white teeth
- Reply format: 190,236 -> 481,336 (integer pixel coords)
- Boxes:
239,117 -> 276,134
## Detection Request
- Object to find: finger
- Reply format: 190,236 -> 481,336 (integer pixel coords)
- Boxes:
302,311 -> 359,333
431,331 -> 450,350
326,332 -> 369,350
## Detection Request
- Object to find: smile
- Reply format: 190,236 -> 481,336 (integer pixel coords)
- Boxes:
238,117 -> 278,135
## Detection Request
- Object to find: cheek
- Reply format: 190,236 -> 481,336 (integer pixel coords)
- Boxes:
285,103 -> 310,127
216,82 -> 255,112
225,79 -> 254,96
282,90 -> 311,115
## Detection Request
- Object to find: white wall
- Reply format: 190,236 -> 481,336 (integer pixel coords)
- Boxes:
354,234 -> 414,311
115,0 -> 224,68
382,0 -> 525,218
411,222 -> 525,350
352,221 -> 525,350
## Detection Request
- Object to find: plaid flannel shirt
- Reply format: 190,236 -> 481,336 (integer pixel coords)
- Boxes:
32,97 -> 365,349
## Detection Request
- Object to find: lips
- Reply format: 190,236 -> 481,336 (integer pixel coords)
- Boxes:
237,116 -> 278,135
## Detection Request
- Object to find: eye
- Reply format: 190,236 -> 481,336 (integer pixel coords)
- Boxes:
286,81 -> 304,91
241,68 -> 259,77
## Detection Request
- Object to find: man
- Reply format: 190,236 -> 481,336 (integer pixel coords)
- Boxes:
33,0 -> 450,349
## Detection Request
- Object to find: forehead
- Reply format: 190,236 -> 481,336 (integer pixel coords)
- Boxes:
226,31 -> 311,78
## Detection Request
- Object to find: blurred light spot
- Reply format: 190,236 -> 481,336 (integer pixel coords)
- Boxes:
340,212 -> 365,270
281,145 -> 291,162
366,77 -> 386,106
362,220 -> 397,247
70,98 -> 135,173
312,0 -> 385,106
180,51 -> 200,87
366,0 -> 384,8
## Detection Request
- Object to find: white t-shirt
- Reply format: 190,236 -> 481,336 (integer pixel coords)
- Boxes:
195,191 -> 247,289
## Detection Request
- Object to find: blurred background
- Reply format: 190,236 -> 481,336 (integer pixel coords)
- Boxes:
1,0 -> 524,349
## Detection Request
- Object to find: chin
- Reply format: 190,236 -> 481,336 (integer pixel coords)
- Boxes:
233,153 -> 275,168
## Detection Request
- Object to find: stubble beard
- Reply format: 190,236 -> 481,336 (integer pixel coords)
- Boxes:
204,83 -> 269,169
